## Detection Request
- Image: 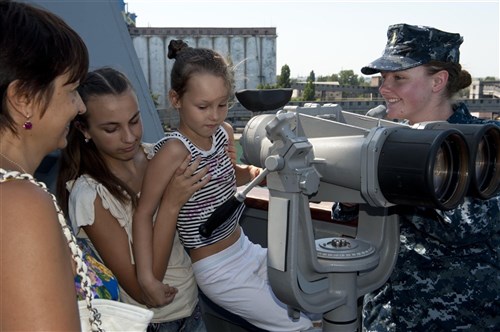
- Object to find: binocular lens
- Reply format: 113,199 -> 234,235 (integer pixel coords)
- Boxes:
476,138 -> 490,189
471,128 -> 500,199
417,122 -> 500,200
433,144 -> 451,198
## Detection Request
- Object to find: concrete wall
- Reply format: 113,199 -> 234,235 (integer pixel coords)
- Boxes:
129,27 -> 277,109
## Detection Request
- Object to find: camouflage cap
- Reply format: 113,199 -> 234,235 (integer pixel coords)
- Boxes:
361,23 -> 463,75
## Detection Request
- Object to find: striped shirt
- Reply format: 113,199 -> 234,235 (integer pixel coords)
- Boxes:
153,126 -> 244,249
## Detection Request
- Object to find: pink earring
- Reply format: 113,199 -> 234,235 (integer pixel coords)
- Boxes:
23,115 -> 32,130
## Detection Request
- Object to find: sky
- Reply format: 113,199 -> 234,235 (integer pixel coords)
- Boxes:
125,0 -> 500,79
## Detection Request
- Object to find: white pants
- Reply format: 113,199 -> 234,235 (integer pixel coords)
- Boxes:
192,229 -> 313,332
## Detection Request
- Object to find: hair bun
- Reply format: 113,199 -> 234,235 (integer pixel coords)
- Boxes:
168,39 -> 189,59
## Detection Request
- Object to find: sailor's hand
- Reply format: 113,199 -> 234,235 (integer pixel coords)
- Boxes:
331,202 -> 359,223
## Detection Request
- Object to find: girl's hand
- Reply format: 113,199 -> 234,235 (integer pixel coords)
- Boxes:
163,154 -> 211,208
249,165 -> 266,186
140,277 -> 178,308
235,164 -> 266,187
249,165 -> 261,180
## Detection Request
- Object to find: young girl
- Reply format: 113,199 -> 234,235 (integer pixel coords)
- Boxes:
133,40 -> 314,331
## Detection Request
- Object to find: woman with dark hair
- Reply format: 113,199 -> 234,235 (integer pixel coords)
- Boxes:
57,67 -> 208,331
0,0 -> 90,329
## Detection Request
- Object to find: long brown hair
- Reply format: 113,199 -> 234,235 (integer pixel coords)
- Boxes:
56,67 -> 139,217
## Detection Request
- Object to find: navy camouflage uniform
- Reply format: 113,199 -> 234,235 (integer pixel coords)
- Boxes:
361,103 -> 500,331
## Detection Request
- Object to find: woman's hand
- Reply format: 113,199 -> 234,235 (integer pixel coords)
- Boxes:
163,154 -> 211,209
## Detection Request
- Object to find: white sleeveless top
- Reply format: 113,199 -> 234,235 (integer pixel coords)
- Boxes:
66,144 -> 198,323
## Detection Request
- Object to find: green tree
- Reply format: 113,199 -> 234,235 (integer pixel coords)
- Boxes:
307,70 -> 316,83
277,64 -> 291,88
317,74 -> 339,82
358,76 -> 368,86
302,81 -> 315,101
302,70 -> 316,101
338,70 -> 360,86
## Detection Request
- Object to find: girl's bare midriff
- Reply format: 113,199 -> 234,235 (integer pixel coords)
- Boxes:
189,226 -> 241,263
